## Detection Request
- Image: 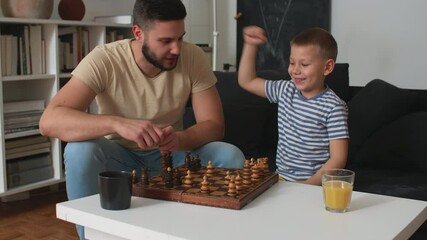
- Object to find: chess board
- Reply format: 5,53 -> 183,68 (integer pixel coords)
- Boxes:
132,165 -> 278,210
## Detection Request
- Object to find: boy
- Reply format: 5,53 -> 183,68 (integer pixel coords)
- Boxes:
238,26 -> 349,185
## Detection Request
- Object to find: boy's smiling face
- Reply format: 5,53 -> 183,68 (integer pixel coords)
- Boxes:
288,44 -> 334,99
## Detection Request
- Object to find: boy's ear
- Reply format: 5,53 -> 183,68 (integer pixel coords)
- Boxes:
323,59 -> 335,76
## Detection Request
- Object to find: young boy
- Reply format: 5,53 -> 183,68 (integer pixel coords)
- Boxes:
238,26 -> 349,185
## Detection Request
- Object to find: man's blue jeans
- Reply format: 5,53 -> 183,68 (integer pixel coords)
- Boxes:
64,137 -> 245,239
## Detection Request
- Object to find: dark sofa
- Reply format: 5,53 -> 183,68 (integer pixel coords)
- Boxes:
184,63 -> 427,238
185,63 -> 427,198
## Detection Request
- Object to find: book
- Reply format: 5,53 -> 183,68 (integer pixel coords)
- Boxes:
23,25 -> 31,74
94,15 -> 132,24
29,25 -> 43,75
7,165 -> 53,188
6,153 -> 51,174
6,146 -> 50,160
3,100 -> 45,113
5,135 -> 49,149
6,141 -> 51,155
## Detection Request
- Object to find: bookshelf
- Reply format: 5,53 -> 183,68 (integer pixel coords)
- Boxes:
0,17 -> 131,198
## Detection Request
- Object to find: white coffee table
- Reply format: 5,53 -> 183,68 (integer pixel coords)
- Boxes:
57,181 -> 427,240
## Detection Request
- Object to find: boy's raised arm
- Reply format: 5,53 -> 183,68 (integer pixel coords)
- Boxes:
238,26 -> 268,98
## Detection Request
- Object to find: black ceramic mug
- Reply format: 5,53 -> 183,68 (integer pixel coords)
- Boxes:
98,171 -> 132,210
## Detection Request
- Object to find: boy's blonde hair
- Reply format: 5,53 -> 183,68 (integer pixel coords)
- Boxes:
290,28 -> 337,61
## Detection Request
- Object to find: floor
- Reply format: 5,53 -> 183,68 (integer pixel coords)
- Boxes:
0,183 -> 78,240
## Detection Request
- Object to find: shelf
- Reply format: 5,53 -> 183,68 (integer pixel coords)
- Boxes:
0,18 -> 132,197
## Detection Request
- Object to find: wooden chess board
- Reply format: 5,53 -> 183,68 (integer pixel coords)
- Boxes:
132,165 -> 278,210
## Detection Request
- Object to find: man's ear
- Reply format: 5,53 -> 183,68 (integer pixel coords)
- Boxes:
132,24 -> 143,40
324,59 -> 335,76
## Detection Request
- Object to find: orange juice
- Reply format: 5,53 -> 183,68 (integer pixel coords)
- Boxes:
323,180 -> 353,211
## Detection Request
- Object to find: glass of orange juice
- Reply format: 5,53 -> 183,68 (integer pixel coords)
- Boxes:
322,169 -> 355,213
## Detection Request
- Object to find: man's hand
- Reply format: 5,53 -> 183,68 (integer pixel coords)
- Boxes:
243,26 -> 268,46
114,118 -> 164,149
158,126 -> 180,152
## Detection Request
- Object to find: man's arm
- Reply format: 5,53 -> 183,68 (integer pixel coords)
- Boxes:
301,138 -> 349,185
158,86 -> 224,152
238,26 -> 268,98
39,76 -> 165,149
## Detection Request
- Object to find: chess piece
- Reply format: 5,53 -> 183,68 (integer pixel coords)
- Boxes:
141,167 -> 149,185
224,170 -> 231,185
251,165 -> 261,183
183,170 -> 193,187
206,160 -> 215,177
235,173 -> 243,192
242,161 -> 252,187
184,151 -> 191,169
260,157 -> 270,175
200,175 -> 210,194
165,167 -> 174,188
194,154 -> 202,170
131,169 -> 138,184
227,176 -> 237,197
161,151 -> 173,180
173,168 -> 182,186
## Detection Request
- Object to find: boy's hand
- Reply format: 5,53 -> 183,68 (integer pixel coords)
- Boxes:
243,26 -> 267,45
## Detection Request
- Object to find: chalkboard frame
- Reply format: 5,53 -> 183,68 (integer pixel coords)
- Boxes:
236,0 -> 331,72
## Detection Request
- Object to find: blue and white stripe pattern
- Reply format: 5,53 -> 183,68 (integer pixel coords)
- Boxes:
266,80 -> 349,181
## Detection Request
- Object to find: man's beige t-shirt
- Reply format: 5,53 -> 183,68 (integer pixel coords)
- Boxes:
72,40 -> 216,151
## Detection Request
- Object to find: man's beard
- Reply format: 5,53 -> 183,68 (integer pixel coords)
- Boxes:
142,44 -> 178,71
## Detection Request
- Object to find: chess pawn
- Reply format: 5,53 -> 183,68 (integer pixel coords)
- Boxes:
235,173 -> 243,193
200,175 -> 210,194
206,160 -> 215,177
173,169 -> 182,186
194,154 -> 202,170
141,167 -> 149,185
224,170 -> 231,185
261,157 -> 270,175
183,170 -> 193,187
251,165 -> 260,183
184,151 -> 191,169
131,169 -> 138,184
242,161 -> 252,187
227,176 -> 237,197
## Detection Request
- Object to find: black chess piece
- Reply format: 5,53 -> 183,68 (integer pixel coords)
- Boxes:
173,168 -> 182,186
165,167 -> 174,188
141,167 -> 149,185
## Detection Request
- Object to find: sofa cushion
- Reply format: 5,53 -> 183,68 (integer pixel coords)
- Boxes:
222,104 -> 267,156
347,79 -> 422,164
325,63 -> 350,102
349,112 -> 427,173
352,168 -> 427,201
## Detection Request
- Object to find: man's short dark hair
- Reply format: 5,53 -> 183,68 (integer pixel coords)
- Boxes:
133,0 -> 187,30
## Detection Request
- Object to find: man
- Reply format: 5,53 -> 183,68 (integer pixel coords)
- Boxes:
39,0 -> 244,238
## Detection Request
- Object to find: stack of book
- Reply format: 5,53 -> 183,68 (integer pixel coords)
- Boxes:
58,26 -> 90,72
6,135 -> 52,188
3,100 -> 45,138
0,24 -> 46,76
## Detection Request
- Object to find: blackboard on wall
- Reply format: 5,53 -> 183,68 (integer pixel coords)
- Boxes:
236,0 -> 331,72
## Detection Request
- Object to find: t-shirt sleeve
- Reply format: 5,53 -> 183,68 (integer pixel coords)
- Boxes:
185,44 -> 217,93
71,46 -> 112,94
265,79 -> 291,103
327,102 -> 349,140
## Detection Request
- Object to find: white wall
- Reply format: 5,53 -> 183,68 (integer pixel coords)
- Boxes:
331,0 -> 427,89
